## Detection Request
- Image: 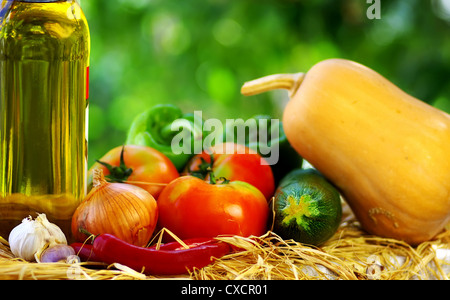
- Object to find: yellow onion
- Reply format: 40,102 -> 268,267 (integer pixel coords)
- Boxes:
71,168 -> 158,247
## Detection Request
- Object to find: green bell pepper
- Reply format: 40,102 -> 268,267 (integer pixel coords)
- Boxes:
126,104 -> 204,171
223,114 -> 303,184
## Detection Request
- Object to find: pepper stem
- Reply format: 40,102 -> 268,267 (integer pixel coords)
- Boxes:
78,228 -> 97,243
240,72 -> 305,97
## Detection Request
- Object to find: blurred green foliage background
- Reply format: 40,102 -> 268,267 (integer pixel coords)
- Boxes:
83,0 -> 450,166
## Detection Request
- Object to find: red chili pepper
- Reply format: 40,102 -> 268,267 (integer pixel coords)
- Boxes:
91,234 -> 231,275
70,243 -> 102,262
149,237 -> 222,251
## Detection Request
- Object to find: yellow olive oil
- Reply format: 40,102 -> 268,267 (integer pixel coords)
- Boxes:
0,0 -> 90,239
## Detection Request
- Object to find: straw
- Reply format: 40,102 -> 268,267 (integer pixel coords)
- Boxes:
0,216 -> 448,280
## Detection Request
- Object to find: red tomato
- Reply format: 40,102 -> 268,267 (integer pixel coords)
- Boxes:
157,176 -> 269,240
89,145 -> 179,199
184,143 -> 275,200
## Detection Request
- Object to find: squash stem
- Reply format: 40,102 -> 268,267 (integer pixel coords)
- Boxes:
241,72 -> 305,97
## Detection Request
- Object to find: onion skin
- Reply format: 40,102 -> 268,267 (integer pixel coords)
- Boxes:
71,169 -> 158,247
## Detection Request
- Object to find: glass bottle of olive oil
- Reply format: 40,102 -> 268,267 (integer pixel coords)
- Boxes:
0,0 -> 90,240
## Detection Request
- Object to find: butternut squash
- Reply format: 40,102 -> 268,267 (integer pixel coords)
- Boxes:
241,58 -> 450,245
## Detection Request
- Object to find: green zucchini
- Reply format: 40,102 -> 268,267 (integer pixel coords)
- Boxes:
272,168 -> 342,246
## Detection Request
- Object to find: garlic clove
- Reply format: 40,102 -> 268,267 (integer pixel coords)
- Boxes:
36,213 -> 67,246
39,244 -> 76,263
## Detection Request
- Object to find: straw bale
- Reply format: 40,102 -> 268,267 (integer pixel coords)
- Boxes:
0,218 -> 448,280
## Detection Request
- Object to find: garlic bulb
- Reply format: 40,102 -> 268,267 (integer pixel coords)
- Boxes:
8,214 -> 67,261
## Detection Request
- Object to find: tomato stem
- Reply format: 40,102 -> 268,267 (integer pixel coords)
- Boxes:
190,154 -> 230,185
209,173 -> 230,185
190,154 -> 213,180
96,145 -> 133,183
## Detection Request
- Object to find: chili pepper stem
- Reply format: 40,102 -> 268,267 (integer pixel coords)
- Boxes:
241,72 -> 305,97
78,228 -> 97,243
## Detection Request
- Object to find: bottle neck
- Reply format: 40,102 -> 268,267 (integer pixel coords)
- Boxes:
1,0 -> 68,20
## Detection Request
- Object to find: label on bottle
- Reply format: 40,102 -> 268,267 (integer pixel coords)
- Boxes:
0,1 -> 13,28
18,0 -> 61,2
86,66 -> 89,100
